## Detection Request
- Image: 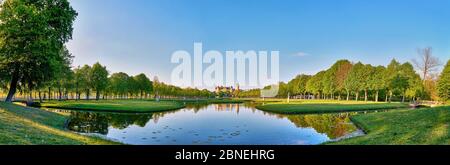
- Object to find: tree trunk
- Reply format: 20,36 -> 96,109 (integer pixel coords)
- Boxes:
375,90 -> 379,102
346,91 -> 350,101
86,89 -> 90,100
28,90 -> 33,102
96,90 -> 100,100
58,86 -> 62,101
389,91 -> 392,103
5,74 -> 19,102
48,87 -> 51,100
38,91 -> 42,103
355,92 -> 359,101
75,84 -> 79,100
364,89 -> 368,102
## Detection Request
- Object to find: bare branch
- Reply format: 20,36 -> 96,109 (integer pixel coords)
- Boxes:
413,47 -> 441,80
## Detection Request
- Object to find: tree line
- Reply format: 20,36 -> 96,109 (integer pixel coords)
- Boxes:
239,57 -> 449,103
3,61 -> 216,101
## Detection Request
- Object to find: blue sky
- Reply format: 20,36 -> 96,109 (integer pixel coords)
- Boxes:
67,0 -> 450,88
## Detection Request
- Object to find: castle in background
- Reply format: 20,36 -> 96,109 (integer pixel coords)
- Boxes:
215,85 -> 240,97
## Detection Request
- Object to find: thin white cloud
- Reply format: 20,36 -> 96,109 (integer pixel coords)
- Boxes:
292,52 -> 310,57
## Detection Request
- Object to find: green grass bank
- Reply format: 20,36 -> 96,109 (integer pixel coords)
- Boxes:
329,106 -> 450,145
256,101 -> 409,114
39,100 -> 185,113
0,102 -> 120,145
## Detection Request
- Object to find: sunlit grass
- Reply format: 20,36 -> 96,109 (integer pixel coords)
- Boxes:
40,100 -> 185,113
256,102 -> 408,114
0,102 -> 119,145
329,106 -> 450,145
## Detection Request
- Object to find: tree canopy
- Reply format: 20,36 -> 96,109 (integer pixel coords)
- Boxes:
0,0 -> 77,102
437,60 -> 450,102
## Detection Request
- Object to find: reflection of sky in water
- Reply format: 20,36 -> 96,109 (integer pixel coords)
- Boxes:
66,104 -> 359,145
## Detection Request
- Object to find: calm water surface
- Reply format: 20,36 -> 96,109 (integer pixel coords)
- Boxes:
54,103 -> 364,145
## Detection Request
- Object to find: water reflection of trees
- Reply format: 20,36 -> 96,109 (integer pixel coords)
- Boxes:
285,113 -> 358,139
66,103 -> 361,139
183,103 -> 249,114
68,112 -> 153,134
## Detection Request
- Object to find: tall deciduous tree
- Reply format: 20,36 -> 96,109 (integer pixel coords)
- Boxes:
413,47 -> 441,81
133,73 -> 153,99
385,59 -> 401,102
0,0 -> 77,102
334,60 -> 353,100
109,72 -> 130,99
437,60 -> 450,102
288,74 -> 311,99
369,66 -> 387,102
90,62 -> 109,100
79,65 -> 92,100
306,71 -> 326,99
323,60 -> 353,100
344,62 -> 365,101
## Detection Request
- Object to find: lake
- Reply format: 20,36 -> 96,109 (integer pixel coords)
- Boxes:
56,103 -> 364,145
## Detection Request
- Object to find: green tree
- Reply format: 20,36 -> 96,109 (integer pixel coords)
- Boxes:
385,59 -> 401,102
344,62 -> 365,101
127,76 -> 139,98
369,66 -> 387,102
334,60 -> 353,100
361,64 -> 374,102
288,74 -> 311,99
74,66 -> 87,100
398,62 -> 421,102
79,65 -> 92,100
90,62 -> 109,100
437,60 -> 450,102
133,73 -> 153,99
0,0 -> 77,102
109,72 -> 130,99
306,71 -> 326,99
322,60 -> 352,100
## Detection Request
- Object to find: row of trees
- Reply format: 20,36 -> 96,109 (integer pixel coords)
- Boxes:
282,57 -> 449,102
10,61 -> 217,101
299,59 -> 423,102
152,78 -> 214,99
25,62 -> 153,101
238,57 -> 449,103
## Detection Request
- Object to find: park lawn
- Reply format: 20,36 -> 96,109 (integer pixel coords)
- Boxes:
329,106 -> 450,145
255,102 -> 408,114
40,100 -> 185,113
0,102 -> 120,145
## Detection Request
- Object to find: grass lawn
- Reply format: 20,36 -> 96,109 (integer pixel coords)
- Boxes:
256,101 -> 409,114
329,106 -> 450,145
0,102 -> 120,145
39,100 -> 185,113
